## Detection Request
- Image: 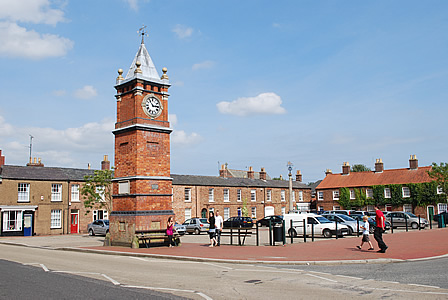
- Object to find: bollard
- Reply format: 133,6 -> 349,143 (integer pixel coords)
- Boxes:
335,220 -> 338,240
303,219 -> 307,243
282,220 -> 286,245
430,216 -> 432,229
230,227 -> 233,245
256,222 -> 259,246
357,219 -> 360,237
238,227 -> 241,246
311,222 -> 314,242
269,220 -> 272,246
418,215 -> 421,231
290,219 -> 294,244
405,216 -> 409,232
390,216 -> 394,234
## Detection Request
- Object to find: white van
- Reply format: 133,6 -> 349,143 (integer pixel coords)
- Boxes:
283,213 -> 349,238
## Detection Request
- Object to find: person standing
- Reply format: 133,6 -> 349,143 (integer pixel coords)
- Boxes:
208,211 -> 217,247
374,205 -> 388,253
215,210 -> 224,246
166,216 -> 175,247
357,215 -> 374,250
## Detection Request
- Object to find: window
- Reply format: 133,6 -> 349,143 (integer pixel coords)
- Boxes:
2,211 -> 22,231
237,189 -> 242,202
96,186 -> 105,202
384,188 -> 391,198
298,191 -> 303,202
317,191 -> 324,201
251,189 -> 256,202
223,189 -> 229,202
402,187 -> 410,198
318,206 -> 324,212
118,181 -> 130,194
350,189 -> 355,199
367,205 -> 375,212
71,184 -> 80,202
251,207 -> 257,219
51,184 -> 62,202
184,188 -> 191,202
281,190 -> 286,202
403,204 -> 412,213
209,188 -> 214,202
438,203 -> 447,214
385,204 -> 392,212
332,190 -> 339,200
184,208 -> 191,221
209,207 -> 214,213
333,205 -> 341,210
292,191 -> 295,202
18,183 -> 30,202
437,186 -> 443,194
224,207 -> 230,220
93,210 -> 108,220
51,210 -> 62,228
267,190 -> 272,202
237,207 -> 242,216
281,207 -> 286,215
366,188 -> 373,198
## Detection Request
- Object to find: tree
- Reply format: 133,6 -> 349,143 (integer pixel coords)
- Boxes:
428,162 -> 448,196
80,169 -> 114,215
351,164 -> 371,172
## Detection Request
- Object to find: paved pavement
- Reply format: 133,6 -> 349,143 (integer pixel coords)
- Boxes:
1,227 -> 447,265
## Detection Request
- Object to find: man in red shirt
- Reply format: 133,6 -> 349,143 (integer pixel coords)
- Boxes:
374,205 -> 388,253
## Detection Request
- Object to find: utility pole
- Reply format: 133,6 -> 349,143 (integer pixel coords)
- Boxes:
29,135 -> 34,163
287,161 -> 294,213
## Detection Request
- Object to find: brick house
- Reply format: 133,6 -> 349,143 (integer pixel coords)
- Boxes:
315,155 -> 447,220
172,165 -> 311,223
0,152 -> 111,236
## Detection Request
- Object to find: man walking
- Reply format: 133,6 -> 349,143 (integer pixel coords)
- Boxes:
374,205 -> 388,253
215,210 -> 224,246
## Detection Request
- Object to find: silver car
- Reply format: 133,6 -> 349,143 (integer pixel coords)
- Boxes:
385,212 -> 428,229
322,214 -> 360,235
174,222 -> 186,235
183,218 -> 209,235
87,219 -> 109,236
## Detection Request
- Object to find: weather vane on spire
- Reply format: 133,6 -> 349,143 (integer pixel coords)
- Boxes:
138,25 -> 148,44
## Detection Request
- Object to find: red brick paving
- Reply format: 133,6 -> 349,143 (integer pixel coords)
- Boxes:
84,228 -> 448,263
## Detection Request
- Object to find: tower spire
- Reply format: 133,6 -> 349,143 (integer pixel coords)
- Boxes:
138,25 -> 147,44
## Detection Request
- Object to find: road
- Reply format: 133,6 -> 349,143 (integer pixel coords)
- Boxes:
1,244 -> 447,299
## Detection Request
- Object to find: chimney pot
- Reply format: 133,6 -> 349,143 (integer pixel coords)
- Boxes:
101,155 -> 110,170
296,170 -> 302,182
260,167 -> 267,180
247,166 -> 255,179
342,162 -> 350,175
375,158 -> 384,172
409,154 -> 418,170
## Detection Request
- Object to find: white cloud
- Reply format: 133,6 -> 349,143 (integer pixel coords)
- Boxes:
171,130 -> 202,146
172,24 -> 193,39
123,0 -> 139,11
168,114 -> 178,126
0,115 -> 114,168
0,21 -> 73,59
192,60 -> 215,71
216,92 -> 287,116
0,0 -> 66,25
74,85 -> 97,100
52,89 -> 66,97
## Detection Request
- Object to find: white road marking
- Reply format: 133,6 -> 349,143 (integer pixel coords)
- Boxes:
40,264 -> 49,272
127,257 -> 148,262
408,283 -> 440,289
202,262 -> 234,270
335,275 -> 362,280
305,273 -> 338,283
359,286 -> 448,296
52,271 -> 99,275
122,285 -> 213,300
102,274 -> 120,285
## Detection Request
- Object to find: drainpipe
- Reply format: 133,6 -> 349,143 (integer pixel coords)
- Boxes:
67,180 -> 71,234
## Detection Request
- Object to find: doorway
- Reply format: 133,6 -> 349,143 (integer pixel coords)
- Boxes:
23,214 -> 33,236
70,211 -> 79,234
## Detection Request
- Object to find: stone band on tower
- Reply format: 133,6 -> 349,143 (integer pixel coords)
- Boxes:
109,33 -> 174,247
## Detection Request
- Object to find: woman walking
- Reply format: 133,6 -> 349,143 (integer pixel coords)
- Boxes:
208,211 -> 217,247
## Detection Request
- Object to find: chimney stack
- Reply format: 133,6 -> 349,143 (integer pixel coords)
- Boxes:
260,167 -> 267,180
342,162 -> 350,175
101,155 -> 110,170
247,166 -> 254,179
26,157 -> 44,167
375,158 -> 384,172
219,163 -> 229,178
325,169 -> 333,176
296,170 -> 302,182
409,154 -> 418,170
0,150 -> 5,168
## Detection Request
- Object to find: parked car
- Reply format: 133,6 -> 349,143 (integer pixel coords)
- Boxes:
322,213 -> 359,235
385,212 -> 428,229
87,219 -> 109,236
284,213 -> 349,238
350,215 -> 391,233
174,222 -> 186,235
327,210 -> 356,216
223,217 -> 254,228
433,211 -> 448,223
257,215 -> 283,227
183,218 -> 209,235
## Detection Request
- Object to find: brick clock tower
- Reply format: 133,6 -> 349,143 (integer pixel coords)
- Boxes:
110,32 -> 174,247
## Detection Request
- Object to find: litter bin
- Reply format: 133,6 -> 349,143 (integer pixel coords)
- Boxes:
273,224 -> 283,242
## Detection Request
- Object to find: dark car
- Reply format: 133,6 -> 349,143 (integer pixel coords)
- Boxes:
223,217 -> 254,228
433,211 -> 448,223
257,215 -> 283,227
87,219 -> 109,236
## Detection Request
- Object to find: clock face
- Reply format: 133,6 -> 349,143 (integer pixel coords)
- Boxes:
142,95 -> 163,118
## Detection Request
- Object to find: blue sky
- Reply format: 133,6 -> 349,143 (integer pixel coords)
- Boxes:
0,0 -> 447,183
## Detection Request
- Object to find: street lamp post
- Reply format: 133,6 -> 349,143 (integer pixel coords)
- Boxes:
287,161 -> 294,213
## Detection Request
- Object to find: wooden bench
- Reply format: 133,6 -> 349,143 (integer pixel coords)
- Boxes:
220,227 -> 253,246
136,229 -> 180,248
